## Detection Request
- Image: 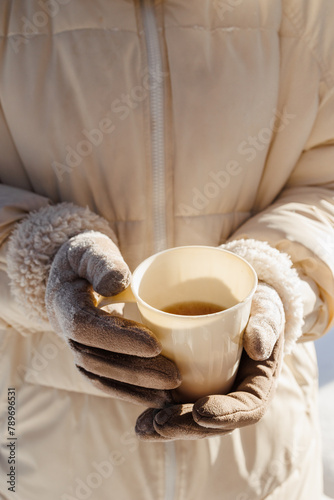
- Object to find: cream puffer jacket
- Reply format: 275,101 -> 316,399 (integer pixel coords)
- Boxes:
1,1 -> 334,499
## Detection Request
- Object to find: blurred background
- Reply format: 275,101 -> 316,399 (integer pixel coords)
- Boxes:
316,329 -> 334,499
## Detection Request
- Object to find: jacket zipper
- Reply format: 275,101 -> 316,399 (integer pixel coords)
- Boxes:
140,1 -> 177,500
140,0 -> 168,254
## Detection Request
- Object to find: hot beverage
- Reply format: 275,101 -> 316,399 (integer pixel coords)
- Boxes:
162,300 -> 225,316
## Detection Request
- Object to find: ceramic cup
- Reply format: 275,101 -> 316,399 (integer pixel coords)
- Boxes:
98,246 -> 257,402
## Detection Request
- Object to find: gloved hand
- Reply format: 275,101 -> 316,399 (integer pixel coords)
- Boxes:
45,230 -> 181,408
135,282 -> 285,440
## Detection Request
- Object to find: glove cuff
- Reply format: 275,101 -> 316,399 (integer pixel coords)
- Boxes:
220,239 -> 304,354
6,202 -> 117,323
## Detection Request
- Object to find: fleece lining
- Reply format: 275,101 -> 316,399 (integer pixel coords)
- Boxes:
6,203 -> 117,322
221,239 -> 304,354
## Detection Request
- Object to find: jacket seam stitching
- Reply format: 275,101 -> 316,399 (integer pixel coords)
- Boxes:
175,211 -> 251,219
0,26 -> 141,38
164,25 -> 276,34
281,7 -> 334,90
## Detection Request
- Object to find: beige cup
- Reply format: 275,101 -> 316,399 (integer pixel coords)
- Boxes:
99,246 -> 257,402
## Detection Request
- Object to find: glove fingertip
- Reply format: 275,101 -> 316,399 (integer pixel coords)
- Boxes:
93,261 -> 131,297
192,396 -> 220,421
243,340 -> 272,362
135,328 -> 162,357
136,409 -> 158,434
132,337 -> 162,358
243,323 -> 276,361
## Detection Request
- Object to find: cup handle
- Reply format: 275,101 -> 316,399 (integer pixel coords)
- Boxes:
97,286 -> 136,308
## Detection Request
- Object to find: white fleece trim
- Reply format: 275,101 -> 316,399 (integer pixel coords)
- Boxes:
220,239 -> 304,354
6,203 -> 117,323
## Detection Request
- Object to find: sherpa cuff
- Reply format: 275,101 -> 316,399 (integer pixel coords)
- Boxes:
6,202 -> 117,323
220,239 -> 304,354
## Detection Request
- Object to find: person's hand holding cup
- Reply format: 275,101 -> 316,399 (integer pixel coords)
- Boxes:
100,244 -> 287,440
46,233 -> 298,441
130,241 -> 303,441
100,245 -> 259,404
45,231 -> 181,408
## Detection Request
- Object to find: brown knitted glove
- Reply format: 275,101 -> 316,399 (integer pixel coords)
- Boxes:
135,332 -> 284,440
135,238 -> 305,441
45,230 -> 181,407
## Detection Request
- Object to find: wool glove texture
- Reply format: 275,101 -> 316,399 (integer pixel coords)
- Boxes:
136,239 -> 304,440
136,286 -> 284,440
45,230 -> 181,407
7,203 -> 180,407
